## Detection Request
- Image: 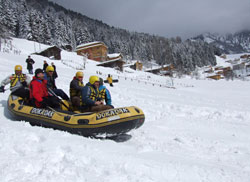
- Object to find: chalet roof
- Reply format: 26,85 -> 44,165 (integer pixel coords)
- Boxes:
97,58 -> 125,66
37,45 -> 60,53
107,53 -> 122,58
76,41 -> 107,51
145,64 -> 172,72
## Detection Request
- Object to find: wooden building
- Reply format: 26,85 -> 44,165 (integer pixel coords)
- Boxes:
76,41 -> 108,62
107,53 -> 122,61
130,61 -> 143,71
146,64 -> 174,76
220,54 -> 227,59
240,54 -> 250,59
207,74 -> 222,80
61,44 -> 73,52
97,58 -> 125,71
36,46 -> 61,60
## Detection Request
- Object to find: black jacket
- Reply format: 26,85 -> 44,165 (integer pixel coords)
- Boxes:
26,58 -> 35,69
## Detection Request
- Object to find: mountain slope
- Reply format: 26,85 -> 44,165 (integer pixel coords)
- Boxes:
0,0 -> 217,72
193,30 -> 250,54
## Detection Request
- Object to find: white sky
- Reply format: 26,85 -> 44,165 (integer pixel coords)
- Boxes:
49,0 -> 250,38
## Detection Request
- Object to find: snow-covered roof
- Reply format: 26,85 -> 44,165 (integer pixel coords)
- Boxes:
76,41 -> 107,50
107,53 -> 121,58
97,58 -> 125,65
144,64 -> 172,72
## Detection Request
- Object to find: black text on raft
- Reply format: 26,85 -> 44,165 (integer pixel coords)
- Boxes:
30,108 -> 55,118
96,108 -> 130,120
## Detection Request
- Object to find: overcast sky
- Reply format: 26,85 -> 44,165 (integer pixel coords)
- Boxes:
49,0 -> 250,39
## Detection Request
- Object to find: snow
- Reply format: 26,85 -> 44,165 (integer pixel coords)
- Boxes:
107,53 -> 121,58
215,56 -> 231,67
204,37 -> 215,44
0,38 -> 250,182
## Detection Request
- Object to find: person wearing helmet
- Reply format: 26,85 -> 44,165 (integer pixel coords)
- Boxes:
98,78 -> 113,108
81,76 -> 113,112
25,55 -> 35,74
70,71 -> 84,110
29,68 -> 60,108
0,65 -> 31,99
44,66 -> 69,100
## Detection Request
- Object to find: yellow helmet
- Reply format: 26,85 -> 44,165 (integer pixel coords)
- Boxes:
46,65 -> 54,72
76,71 -> 84,78
15,65 -> 22,71
89,76 -> 100,84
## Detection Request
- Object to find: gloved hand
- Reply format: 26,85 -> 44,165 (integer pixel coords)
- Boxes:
21,82 -> 28,87
0,86 -> 5,93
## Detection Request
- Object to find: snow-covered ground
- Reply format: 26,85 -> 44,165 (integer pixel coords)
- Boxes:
0,38 -> 250,182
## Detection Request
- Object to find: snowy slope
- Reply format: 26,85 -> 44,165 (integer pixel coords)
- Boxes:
0,38 -> 250,182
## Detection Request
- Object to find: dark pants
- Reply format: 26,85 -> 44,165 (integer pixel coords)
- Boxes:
53,89 -> 69,100
71,96 -> 81,107
42,96 -> 60,108
28,69 -> 33,74
30,96 -> 60,108
12,87 -> 30,100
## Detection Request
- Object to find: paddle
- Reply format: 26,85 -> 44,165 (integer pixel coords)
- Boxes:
48,88 -> 72,111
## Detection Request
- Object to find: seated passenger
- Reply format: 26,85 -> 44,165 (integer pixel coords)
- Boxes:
29,68 -> 60,108
81,76 -> 113,112
44,66 -> 69,101
70,71 -> 84,110
0,65 -> 30,99
99,78 -> 114,108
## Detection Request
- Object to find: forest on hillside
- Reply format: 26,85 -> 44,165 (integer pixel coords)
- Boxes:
0,0 -> 219,73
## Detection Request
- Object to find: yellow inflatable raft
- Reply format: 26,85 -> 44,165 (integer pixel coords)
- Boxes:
7,95 -> 145,137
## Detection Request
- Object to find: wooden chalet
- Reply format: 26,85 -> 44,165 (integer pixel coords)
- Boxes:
207,74 -> 222,80
240,54 -> 250,59
214,66 -> 223,71
35,46 -> 61,60
76,41 -> 108,62
220,54 -> 227,59
222,66 -> 232,75
146,64 -> 174,76
61,44 -> 73,52
130,61 -> 143,71
204,68 -> 213,73
97,58 -> 125,71
107,53 -> 122,61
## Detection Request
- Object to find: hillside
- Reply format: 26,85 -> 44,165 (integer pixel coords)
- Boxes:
193,30 -> 250,54
0,38 -> 250,181
0,0 -> 217,73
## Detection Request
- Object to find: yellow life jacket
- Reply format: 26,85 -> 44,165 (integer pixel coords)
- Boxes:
89,86 -> 99,101
82,85 -> 99,106
70,80 -> 84,98
107,77 -> 113,84
70,80 -> 84,106
98,87 -> 106,100
10,74 -> 26,88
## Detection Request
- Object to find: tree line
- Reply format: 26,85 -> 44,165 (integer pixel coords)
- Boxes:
0,0 -> 219,73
